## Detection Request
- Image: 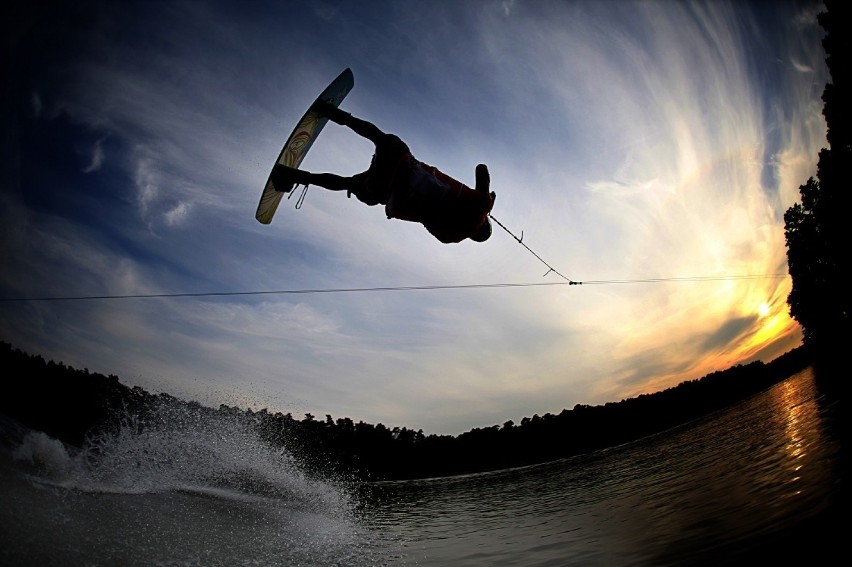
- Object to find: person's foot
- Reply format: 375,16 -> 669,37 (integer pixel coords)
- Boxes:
475,164 -> 490,194
270,165 -> 309,193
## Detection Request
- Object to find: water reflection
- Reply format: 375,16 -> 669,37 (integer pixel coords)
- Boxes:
361,368 -> 841,566
777,379 -> 808,495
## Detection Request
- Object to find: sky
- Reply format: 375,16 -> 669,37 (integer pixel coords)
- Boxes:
2,0 -> 829,435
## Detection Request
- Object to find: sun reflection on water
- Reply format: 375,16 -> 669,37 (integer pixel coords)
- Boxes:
768,369 -> 821,498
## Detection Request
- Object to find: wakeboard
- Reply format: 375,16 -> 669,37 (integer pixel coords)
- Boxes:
255,68 -> 355,224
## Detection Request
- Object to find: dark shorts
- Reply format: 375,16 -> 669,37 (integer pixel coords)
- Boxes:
349,134 -> 410,206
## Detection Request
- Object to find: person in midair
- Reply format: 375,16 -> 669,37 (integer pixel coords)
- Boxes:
271,101 -> 495,243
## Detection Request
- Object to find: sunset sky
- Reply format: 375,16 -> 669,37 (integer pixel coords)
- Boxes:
2,0 -> 828,434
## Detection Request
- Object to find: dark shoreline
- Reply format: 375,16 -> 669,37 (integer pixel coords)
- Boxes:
0,341 -> 817,480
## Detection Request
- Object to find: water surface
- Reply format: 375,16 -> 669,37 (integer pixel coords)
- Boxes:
1,368 -> 841,565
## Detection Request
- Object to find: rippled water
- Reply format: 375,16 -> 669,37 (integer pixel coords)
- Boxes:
0,367 -> 841,565
361,368 -> 842,565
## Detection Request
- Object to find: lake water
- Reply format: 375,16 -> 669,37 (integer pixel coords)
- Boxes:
0,367 -> 842,566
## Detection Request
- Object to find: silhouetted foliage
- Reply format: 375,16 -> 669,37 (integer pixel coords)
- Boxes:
1,341 -> 813,481
785,0 -> 851,361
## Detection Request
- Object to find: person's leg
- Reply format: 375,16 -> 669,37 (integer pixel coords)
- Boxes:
271,164 -> 365,193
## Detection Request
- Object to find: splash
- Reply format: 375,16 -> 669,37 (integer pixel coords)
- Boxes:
6,403 -> 386,565
12,401 -> 349,513
12,429 -> 76,481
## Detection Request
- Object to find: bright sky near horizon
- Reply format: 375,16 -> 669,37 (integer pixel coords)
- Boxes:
2,0 -> 828,434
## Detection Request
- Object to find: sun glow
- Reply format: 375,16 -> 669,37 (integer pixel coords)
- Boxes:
758,302 -> 771,318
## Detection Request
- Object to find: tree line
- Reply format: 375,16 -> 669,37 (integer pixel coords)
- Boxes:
784,0 -> 850,366
0,340 -> 812,481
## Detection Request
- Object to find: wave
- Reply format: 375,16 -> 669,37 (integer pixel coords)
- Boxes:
2,409 -> 399,566
9,403 -> 351,515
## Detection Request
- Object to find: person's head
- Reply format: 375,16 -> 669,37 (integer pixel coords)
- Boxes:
471,217 -> 492,242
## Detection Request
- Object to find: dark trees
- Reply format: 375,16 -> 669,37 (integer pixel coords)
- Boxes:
784,0 -> 851,358
1,341 -> 812,481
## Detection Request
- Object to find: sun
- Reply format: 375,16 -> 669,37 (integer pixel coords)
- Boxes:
758,302 -> 771,318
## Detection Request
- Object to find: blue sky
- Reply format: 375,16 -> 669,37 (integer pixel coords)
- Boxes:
2,0 -> 828,434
